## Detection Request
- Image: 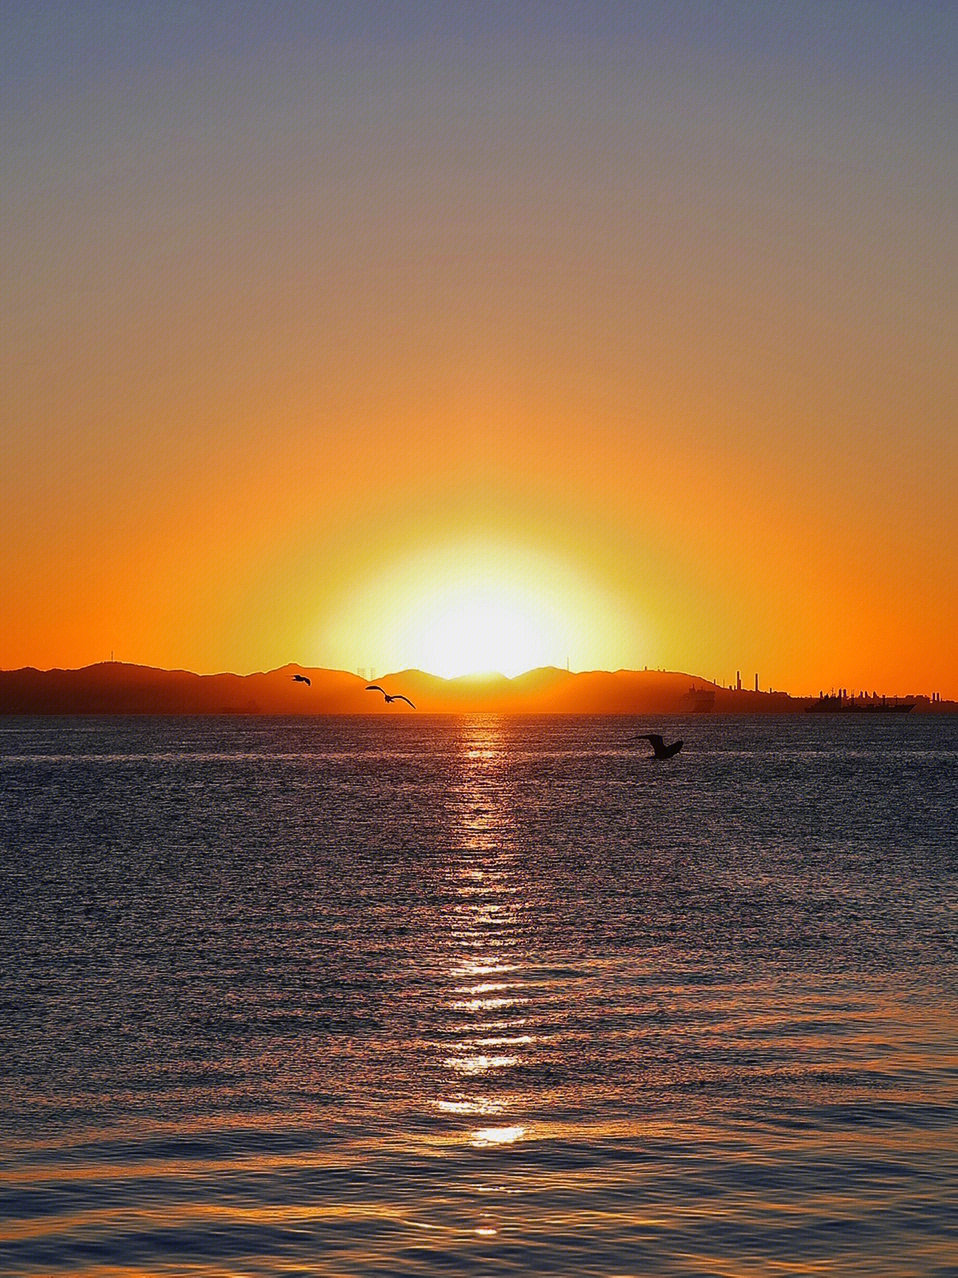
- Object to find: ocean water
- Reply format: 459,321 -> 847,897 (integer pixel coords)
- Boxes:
1,714 -> 955,1278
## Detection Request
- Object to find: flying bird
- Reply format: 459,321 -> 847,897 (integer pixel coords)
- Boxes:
366,685 -> 415,708
639,733 -> 683,759
291,674 -> 311,686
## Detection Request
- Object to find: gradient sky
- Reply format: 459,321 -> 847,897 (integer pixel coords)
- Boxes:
3,1 -> 955,694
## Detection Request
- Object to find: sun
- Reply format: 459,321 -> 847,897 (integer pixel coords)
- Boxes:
408,577 -> 561,678
330,540 -> 621,679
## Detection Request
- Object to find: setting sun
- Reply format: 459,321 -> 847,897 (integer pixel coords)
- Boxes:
328,541 -> 631,679
408,585 -> 553,678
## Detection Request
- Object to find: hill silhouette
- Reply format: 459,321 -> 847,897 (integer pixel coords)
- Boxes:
0,663 -> 949,715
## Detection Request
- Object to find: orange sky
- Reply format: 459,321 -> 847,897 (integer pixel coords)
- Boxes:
2,3 -> 955,696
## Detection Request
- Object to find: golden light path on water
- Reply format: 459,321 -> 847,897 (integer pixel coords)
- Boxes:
432,722 -> 535,1238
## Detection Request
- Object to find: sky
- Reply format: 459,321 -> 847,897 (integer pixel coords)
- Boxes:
2,1 -> 955,695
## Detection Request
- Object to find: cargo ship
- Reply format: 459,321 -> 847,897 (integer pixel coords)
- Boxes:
806,694 -> 914,713
683,685 -> 716,712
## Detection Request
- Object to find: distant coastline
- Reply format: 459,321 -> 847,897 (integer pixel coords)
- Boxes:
0,663 -> 953,715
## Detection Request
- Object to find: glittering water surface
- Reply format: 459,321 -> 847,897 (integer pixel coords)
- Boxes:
1,715 -> 955,1277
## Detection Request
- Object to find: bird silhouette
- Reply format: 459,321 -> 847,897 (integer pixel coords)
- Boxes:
640,733 -> 683,758
366,684 -> 415,708
291,674 -> 311,686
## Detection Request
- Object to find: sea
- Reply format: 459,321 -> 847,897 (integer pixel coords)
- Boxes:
1,714 -> 955,1278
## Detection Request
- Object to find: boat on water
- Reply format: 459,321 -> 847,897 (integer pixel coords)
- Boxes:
806,695 -> 914,713
683,686 -> 716,713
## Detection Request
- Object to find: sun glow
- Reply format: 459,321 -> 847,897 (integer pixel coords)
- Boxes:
330,541 -> 623,679
409,578 -> 558,678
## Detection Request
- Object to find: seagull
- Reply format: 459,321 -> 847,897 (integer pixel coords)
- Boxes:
640,733 -> 683,759
366,685 -> 415,708
291,674 -> 311,686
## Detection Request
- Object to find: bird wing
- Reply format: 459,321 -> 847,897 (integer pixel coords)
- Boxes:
366,685 -> 386,694
644,734 -> 665,748
395,696 -> 416,708
303,677 -> 311,686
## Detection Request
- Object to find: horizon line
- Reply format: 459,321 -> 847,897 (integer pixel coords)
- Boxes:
2,658 -> 950,703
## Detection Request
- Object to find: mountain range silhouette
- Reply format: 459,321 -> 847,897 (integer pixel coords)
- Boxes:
0,663 -> 949,715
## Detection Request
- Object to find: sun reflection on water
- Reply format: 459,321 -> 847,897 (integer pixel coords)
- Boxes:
434,1098 -> 505,1117
470,1125 -> 526,1148
444,1054 -> 519,1075
430,720 -> 542,1236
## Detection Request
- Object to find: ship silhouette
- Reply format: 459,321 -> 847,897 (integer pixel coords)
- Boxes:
806,693 -> 914,714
